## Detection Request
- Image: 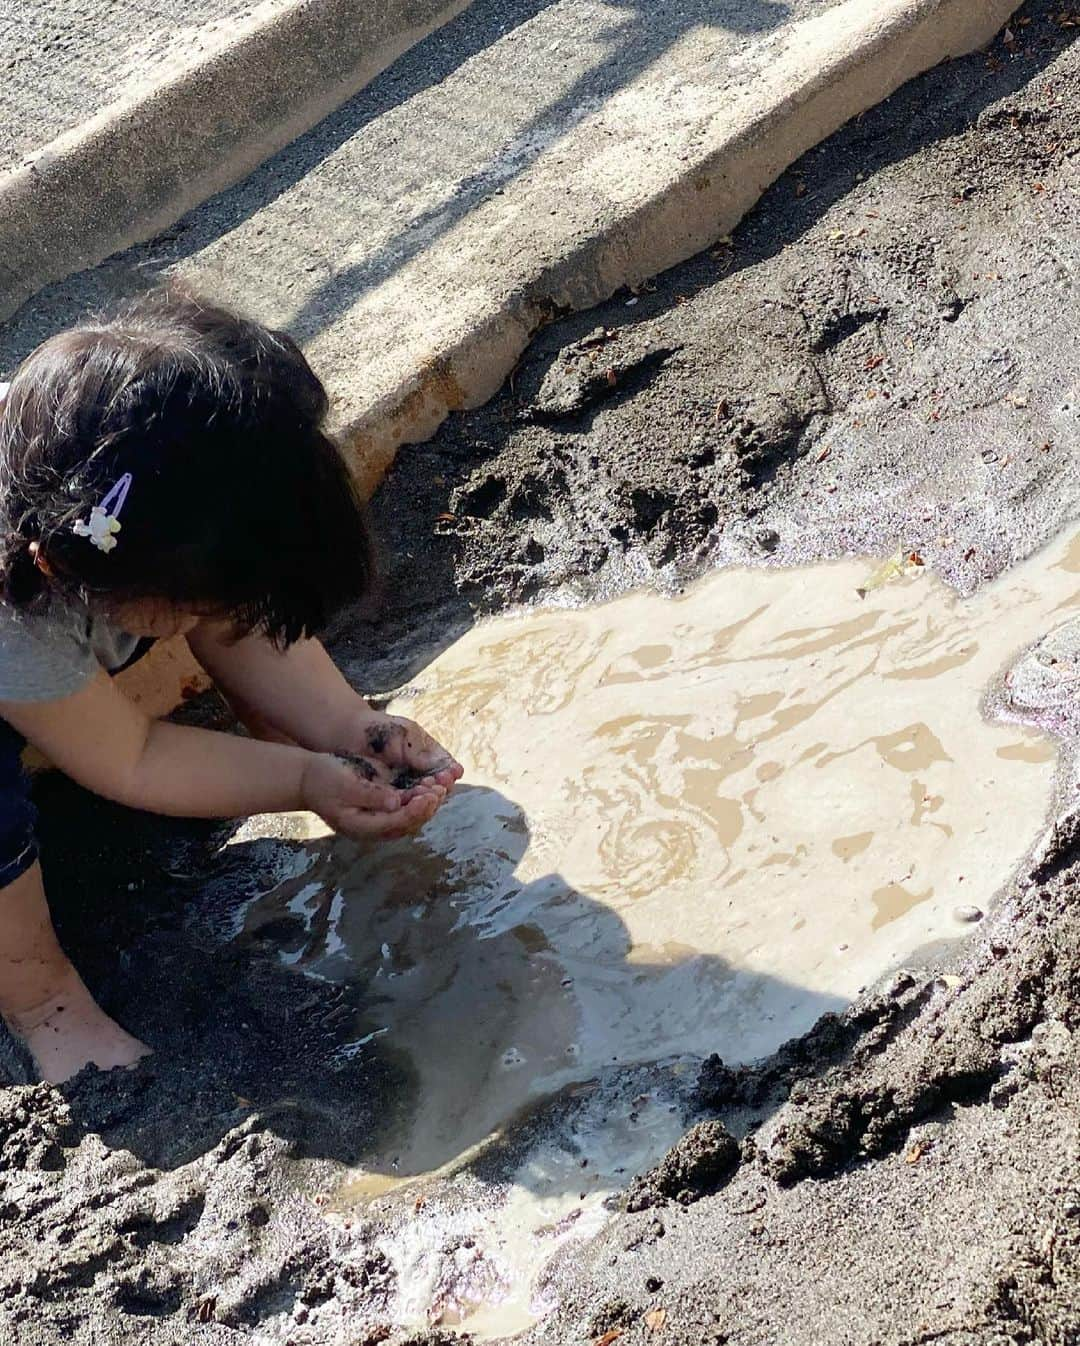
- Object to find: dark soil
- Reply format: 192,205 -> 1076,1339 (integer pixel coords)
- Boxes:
345,1 -> 1079,689
1,5 -> 1079,1345
622,1119 -> 740,1212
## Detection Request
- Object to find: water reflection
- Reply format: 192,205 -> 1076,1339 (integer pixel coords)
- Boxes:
237,785 -> 841,1184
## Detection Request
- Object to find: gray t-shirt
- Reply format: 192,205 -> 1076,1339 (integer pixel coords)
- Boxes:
0,381 -> 140,702
0,599 -> 139,702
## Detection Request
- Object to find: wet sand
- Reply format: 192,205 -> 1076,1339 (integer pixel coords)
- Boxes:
0,8 -> 1077,1345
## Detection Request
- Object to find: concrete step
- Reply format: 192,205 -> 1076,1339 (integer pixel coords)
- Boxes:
0,0 -> 1021,716
0,0 -> 471,320
1,0 -> 1020,486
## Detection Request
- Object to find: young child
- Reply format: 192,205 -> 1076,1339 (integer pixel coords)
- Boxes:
0,289 -> 462,1084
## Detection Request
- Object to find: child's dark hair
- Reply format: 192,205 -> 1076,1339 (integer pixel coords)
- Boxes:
0,289 -> 374,645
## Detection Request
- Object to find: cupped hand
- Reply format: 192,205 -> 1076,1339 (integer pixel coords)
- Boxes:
301,752 -> 446,842
334,710 -> 464,793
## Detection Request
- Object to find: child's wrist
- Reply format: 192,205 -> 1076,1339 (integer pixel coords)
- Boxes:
297,750 -> 328,814
316,697 -> 378,754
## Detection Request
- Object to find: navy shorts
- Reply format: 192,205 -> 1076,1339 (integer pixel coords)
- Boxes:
0,637 -> 157,889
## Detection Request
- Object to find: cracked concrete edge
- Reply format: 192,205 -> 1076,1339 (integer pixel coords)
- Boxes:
332,0 -> 1021,498
0,0 -> 471,325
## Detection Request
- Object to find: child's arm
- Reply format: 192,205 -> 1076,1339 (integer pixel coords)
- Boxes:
0,673 -> 442,838
187,624 -> 463,787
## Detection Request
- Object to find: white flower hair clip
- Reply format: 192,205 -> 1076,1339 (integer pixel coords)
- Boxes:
72,473 -> 132,554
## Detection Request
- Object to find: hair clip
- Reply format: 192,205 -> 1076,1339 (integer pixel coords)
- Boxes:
72,473 -> 132,554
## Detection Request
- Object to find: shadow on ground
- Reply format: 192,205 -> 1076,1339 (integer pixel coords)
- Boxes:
278,0 -> 792,341
16,774 -> 841,1187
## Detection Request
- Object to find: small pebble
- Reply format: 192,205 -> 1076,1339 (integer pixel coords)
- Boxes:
953,905 -> 983,923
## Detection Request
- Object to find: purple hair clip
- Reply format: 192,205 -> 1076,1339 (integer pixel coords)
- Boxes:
72,473 -> 132,554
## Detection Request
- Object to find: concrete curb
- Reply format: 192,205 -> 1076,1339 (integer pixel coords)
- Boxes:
322,0 -> 1020,497
15,0 -> 1021,727
0,0 -> 470,324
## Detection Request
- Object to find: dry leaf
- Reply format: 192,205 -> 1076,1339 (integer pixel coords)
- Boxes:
856,545 -> 916,598
815,445 -> 831,464
645,1308 -> 668,1332
435,512 -> 457,523
827,229 -> 845,241
905,1144 -> 925,1164
863,354 -> 885,371
594,1332 -> 624,1346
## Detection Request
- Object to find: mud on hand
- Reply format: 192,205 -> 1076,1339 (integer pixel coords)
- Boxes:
345,712 -> 464,792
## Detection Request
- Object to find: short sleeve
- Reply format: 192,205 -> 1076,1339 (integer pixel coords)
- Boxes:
0,602 -> 100,703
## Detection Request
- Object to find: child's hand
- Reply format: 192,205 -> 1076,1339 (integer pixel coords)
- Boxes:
301,753 -> 445,841
334,710 -> 464,794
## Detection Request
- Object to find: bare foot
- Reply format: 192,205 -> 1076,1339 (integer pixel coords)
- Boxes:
3,967 -> 150,1084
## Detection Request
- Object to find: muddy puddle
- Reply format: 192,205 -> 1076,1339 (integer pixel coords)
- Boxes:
233,530 -> 1080,1338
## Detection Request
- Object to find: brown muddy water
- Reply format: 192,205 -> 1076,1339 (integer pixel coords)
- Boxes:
233,530 -> 1080,1338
